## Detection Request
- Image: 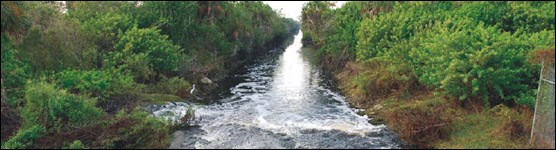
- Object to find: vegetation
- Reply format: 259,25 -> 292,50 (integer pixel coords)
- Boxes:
302,1 -> 554,148
1,125 -> 44,149
1,1 -> 298,148
67,140 -> 87,149
21,80 -> 103,130
1,35 -> 30,107
7,0 -> 550,149
53,69 -> 134,103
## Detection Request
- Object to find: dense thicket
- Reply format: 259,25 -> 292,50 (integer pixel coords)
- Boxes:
301,1 -> 555,108
1,1 -> 298,148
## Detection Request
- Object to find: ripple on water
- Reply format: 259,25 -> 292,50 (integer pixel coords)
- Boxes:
148,32 -> 403,149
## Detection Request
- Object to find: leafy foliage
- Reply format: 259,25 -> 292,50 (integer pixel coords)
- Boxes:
302,1 -> 555,108
135,2 -> 295,80
300,1 -> 334,47
54,69 -> 134,102
109,26 -> 183,82
82,13 -> 136,54
21,80 -> 103,129
1,125 -> 44,149
2,1 -> 296,148
409,20 -> 541,107
66,1 -> 136,23
149,76 -> 192,98
109,109 -> 171,149
1,1 -> 30,39
1,35 -> 30,106
18,2 -> 97,72
68,140 -> 88,149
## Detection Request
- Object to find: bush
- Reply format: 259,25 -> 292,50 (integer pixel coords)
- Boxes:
149,77 -> 191,98
118,53 -> 156,83
503,1 -> 555,33
18,2 -> 97,71
68,140 -> 88,149
1,1 -> 30,37
301,1 -> 334,48
346,1 -> 554,108
54,68 -> 134,102
1,35 -> 30,106
319,2 -> 379,62
21,80 -> 103,129
410,20 -> 540,107
109,26 -> 183,82
489,105 -> 529,141
356,1 -> 453,61
389,106 -> 450,148
82,13 -> 136,52
454,2 -> 509,30
339,60 -> 418,106
1,125 -> 45,149
176,105 -> 196,128
135,1 -> 198,48
107,109 -> 171,149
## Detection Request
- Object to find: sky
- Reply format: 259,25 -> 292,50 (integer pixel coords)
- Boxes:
263,1 -> 347,21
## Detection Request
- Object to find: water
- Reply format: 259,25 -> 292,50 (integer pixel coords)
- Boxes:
147,32 -> 403,149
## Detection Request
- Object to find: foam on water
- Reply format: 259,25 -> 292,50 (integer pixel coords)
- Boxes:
148,32 -> 403,149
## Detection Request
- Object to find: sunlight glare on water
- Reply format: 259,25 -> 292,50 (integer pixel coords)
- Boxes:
148,32 -> 402,149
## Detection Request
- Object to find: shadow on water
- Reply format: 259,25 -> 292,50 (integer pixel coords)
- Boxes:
146,31 -> 406,149
195,31 -> 298,105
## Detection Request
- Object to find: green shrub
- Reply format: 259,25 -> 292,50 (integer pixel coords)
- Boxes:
356,1 -> 454,61
454,2 -> 509,29
118,53 -> 155,83
516,90 -> 536,108
1,125 -> 45,149
149,77 -> 191,98
18,2 -> 97,71
109,26 -> 183,82
109,109 -> 171,149
301,1 -> 334,48
349,60 -> 417,100
67,1 -> 136,23
1,1 -> 30,36
388,106 -> 450,148
410,20 -> 539,107
82,13 -> 136,52
21,80 -> 103,129
1,35 -> 30,106
54,68 -> 134,101
319,2 -> 380,62
527,29 -> 556,51
340,1 -> 554,108
67,140 -> 88,149
503,1 -> 555,33
135,1 -> 198,48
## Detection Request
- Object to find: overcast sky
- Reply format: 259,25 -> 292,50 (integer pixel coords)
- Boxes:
263,1 -> 347,21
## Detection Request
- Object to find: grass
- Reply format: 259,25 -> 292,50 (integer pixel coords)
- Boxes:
371,93 -> 451,148
333,60 -> 534,149
366,93 -> 533,149
28,112 -> 172,149
139,93 -> 183,105
434,105 -> 532,149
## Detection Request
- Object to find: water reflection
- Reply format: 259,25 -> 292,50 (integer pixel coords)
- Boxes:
148,31 -> 402,149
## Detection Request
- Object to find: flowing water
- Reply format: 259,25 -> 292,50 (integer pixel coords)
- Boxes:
146,32 -> 404,149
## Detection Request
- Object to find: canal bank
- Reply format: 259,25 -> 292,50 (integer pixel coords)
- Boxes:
147,32 -> 405,149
